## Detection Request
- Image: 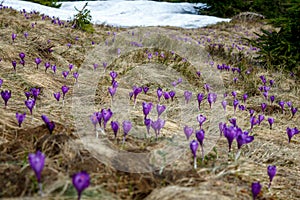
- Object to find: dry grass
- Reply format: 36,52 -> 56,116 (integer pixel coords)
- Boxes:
0,6 -> 300,200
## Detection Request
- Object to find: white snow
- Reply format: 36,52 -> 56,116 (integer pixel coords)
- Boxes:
2,0 -> 231,28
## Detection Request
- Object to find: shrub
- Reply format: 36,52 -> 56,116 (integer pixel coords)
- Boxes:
71,2 -> 94,33
248,4 -> 300,72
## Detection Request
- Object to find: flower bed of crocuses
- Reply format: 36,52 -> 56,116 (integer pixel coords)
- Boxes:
0,4 -> 300,200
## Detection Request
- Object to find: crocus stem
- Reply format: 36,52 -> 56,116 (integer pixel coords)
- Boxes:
268,182 -> 271,189
193,156 -> 197,169
201,145 -> 204,163
122,136 -> 126,145
62,99 -> 64,107
38,182 -> 43,196
235,149 -> 241,161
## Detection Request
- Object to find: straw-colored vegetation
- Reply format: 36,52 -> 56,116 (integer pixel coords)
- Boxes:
0,5 -> 299,200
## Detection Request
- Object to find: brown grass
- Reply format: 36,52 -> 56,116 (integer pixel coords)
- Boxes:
0,6 -> 300,200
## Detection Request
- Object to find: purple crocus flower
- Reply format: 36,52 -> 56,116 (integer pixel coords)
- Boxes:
251,182 -> 261,200
108,87 -> 117,101
44,62 -> 51,72
287,127 -> 300,143
221,100 -> 227,112
73,72 -> 79,83
12,33 -> 17,42
258,114 -> 264,125
250,116 -> 258,130
46,121 -> 55,134
231,91 -> 237,99
195,129 -> 205,162
142,102 -> 153,118
35,58 -> 42,69
267,165 -> 277,188
129,92 -> 133,100
19,52 -> 25,60
132,86 -> 142,103
52,65 -> 57,74
61,85 -> 69,100
12,60 -> 17,72
111,121 -> 119,138
72,171 -> 90,200
279,101 -> 285,113
269,80 -> 274,86
122,120 -> 132,144
16,112 -> 26,127
261,103 -> 267,113
20,59 -> 25,67
144,118 -> 151,136
236,131 -> 254,149
243,93 -> 248,103
233,77 -> 238,83
207,93 -> 215,108
169,90 -> 176,101
183,126 -> 194,140
197,93 -> 204,110
31,88 -> 40,100
233,99 -> 239,114
90,112 -> 98,131
163,92 -> 170,100
229,118 -> 237,127
197,114 -> 206,128
184,91 -> 192,104
1,90 -> 11,108
219,122 -> 225,136
143,86 -> 149,94
204,83 -> 210,92
151,118 -> 165,139
268,117 -> 274,129
110,71 -> 118,82
223,125 -> 238,152
286,101 -> 292,108
24,32 -> 28,39
21,89 -> 27,98
238,105 -> 245,111
28,151 -> 45,183
249,109 -> 255,117
156,104 -> 166,118
190,140 -> 199,169
96,112 -> 103,128
270,95 -> 275,104
102,108 -> 113,130
172,81 -> 177,87
147,53 -> 152,61
291,107 -> 298,118
93,63 -> 99,71
157,88 -> 163,102
69,64 -> 74,71
102,62 -> 107,71
260,75 -> 266,85
62,71 -> 69,79
25,99 -> 35,115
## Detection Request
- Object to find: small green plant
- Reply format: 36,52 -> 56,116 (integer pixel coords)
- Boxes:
71,2 -> 94,33
23,0 -> 62,8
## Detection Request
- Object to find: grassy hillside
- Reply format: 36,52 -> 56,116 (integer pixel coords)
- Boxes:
0,4 -> 300,200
